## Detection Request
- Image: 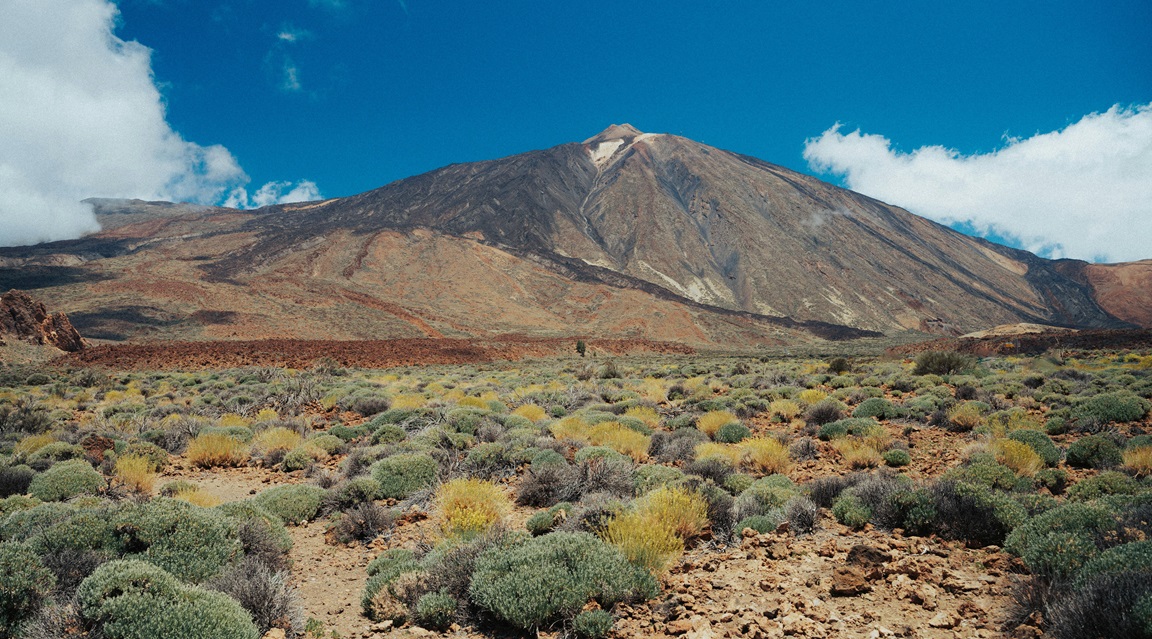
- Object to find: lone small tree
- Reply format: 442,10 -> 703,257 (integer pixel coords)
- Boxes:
575,340 -> 586,358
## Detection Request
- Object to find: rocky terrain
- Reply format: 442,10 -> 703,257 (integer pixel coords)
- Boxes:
0,289 -> 84,352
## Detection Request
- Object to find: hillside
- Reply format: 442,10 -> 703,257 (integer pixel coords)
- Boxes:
0,125 -> 1138,346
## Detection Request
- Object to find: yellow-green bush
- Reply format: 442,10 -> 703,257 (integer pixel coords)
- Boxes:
740,437 -> 792,474
186,433 -> 249,468
696,411 -> 738,438
435,478 -> 511,540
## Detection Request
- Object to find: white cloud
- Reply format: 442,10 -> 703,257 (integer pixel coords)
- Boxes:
224,180 -> 322,209
0,0 -> 320,247
803,104 -> 1152,263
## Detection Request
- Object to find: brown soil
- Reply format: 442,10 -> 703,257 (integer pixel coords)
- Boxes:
55,337 -> 693,370
887,328 -> 1152,357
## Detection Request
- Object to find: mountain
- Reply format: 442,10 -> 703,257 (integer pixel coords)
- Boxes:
0,125 -> 1141,346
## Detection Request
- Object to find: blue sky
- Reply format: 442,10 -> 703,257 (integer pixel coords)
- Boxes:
2,0 -> 1150,259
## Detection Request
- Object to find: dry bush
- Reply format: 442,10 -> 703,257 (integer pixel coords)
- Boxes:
114,454 -> 157,494
253,427 -> 302,455
947,403 -> 985,432
600,511 -> 683,575
511,404 -> 547,422
741,437 -> 793,474
435,478 -> 511,540
694,442 -> 744,467
696,411 -> 738,438
1122,446 -> 1152,478
186,432 -> 250,468
174,487 -> 222,507
770,399 -> 802,420
634,486 -> 709,540
992,438 -> 1044,477
834,440 -> 882,469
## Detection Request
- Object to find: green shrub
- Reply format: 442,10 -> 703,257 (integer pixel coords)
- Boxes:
943,457 -> 1027,491
1007,429 -> 1061,467
804,399 -> 845,426
329,477 -> 382,509
633,465 -> 684,494
253,485 -> 325,525
0,464 -> 35,498
1036,468 -> 1069,495
923,480 -> 1026,546
114,498 -> 242,582
199,425 -> 254,443
817,421 -> 848,441
832,494 -> 871,529
715,422 -> 750,443
526,503 -> 574,536
413,590 -> 456,630
1045,416 -> 1070,435
330,424 -> 371,442
574,446 -> 626,464
26,441 -> 85,464
883,449 -> 911,467
307,434 -> 344,455
853,398 -> 895,419
366,549 -> 418,578
123,441 -> 170,469
1066,435 -> 1123,469
77,560 -> 259,639
530,449 -> 566,468
735,514 -> 783,534
1073,391 -> 1150,424
573,609 -> 614,639
1067,471 -> 1142,502
28,459 -> 106,501
371,453 -> 438,499
0,541 -> 55,633
913,351 -> 974,375
469,532 -> 657,630
370,423 -> 407,445
1076,541 -> 1152,587
280,447 -> 316,472
1005,502 -> 1116,578
722,473 -> 754,496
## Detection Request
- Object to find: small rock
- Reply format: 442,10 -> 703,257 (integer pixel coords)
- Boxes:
667,619 -> 694,635
928,612 -> 958,629
262,630 -> 286,639
848,545 -> 891,568
830,566 -> 870,597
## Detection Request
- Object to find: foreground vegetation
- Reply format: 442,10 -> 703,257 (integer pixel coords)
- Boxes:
0,348 -> 1150,638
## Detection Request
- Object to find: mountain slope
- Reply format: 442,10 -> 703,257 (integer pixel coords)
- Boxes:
0,125 -> 1137,345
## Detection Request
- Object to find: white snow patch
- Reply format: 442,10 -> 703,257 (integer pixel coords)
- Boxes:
590,140 -> 624,168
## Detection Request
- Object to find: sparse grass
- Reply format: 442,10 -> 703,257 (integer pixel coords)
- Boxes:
114,453 -> 158,493
833,439 -> 882,469
1123,446 -> 1152,478
992,438 -> 1044,477
740,437 -> 792,474
186,432 -> 250,468
436,478 -> 512,540
696,410 -> 738,438
601,510 -> 683,575
173,487 -> 222,507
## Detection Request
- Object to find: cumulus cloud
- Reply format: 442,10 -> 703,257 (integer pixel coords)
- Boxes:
224,180 -> 323,209
0,0 -> 320,248
803,104 -> 1152,263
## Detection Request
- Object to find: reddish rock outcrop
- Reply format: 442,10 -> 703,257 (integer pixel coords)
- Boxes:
1,289 -> 85,352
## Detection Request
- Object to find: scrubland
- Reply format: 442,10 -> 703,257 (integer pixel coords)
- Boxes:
0,348 -> 1151,639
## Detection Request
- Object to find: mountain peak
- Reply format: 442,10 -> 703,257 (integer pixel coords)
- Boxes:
584,123 -> 644,145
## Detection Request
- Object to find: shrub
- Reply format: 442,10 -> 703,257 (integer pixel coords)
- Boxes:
922,480 -> 1026,547
186,433 -> 249,468
573,609 -> 614,639
0,542 -> 55,633
1067,471 -> 1141,502
578,457 -> 635,499
252,427 -> 302,456
0,464 -> 35,498
1073,391 -> 1150,424
832,494 -> 871,529
1005,502 -> 1115,578
330,503 -> 396,544
413,590 -> 456,630
517,462 -> 581,507
469,532 -> 657,630
806,473 -> 863,508
114,454 -> 158,494
785,496 -> 819,534
1124,446 -> 1152,478
834,439 -> 882,469
804,399 -> 844,426
635,486 -> 709,540
769,399 -> 802,420
207,556 -> 302,637
633,464 -> 685,494
253,485 -> 325,525
28,459 -> 106,501
946,402 -> 985,432
511,404 -> 547,422
600,509 -> 683,575
371,453 -> 438,499
693,442 -> 743,467
913,351 -> 973,375
435,478 -> 511,540
26,441 -> 85,464
280,447 -> 318,472
853,398 -> 895,419
797,389 -> 827,405
526,503 -> 574,536
1045,569 -> 1152,639
992,438 -> 1044,477
735,514 -> 783,534
1066,435 -> 1123,469
1007,429 -> 1061,467
114,498 -> 242,582
715,422 -> 750,443
740,437 -> 792,474
883,448 -> 911,467
77,560 -> 259,639
1076,541 -> 1152,586
696,411 -> 738,438
817,420 -> 848,441
328,477 -> 382,509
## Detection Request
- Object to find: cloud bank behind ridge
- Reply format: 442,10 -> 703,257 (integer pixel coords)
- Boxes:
804,104 -> 1152,263
0,0 -> 319,248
